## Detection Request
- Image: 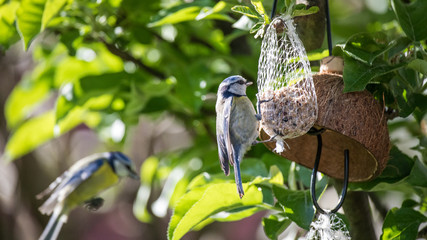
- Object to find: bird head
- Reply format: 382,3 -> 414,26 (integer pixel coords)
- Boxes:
109,152 -> 139,180
218,75 -> 252,97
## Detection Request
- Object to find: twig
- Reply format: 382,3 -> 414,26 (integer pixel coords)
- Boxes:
99,38 -> 166,79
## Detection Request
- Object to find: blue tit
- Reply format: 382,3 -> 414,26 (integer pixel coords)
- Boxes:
216,75 -> 259,198
37,151 -> 139,240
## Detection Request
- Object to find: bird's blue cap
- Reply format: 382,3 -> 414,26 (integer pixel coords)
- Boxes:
222,75 -> 243,84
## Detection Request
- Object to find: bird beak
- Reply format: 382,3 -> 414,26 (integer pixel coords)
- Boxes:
246,81 -> 253,86
129,169 -> 140,180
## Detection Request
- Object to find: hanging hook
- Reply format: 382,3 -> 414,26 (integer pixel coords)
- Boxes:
309,128 -> 349,215
271,0 -> 278,20
325,0 -> 333,56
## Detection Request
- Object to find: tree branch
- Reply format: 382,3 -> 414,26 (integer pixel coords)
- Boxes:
342,191 -> 377,240
99,39 -> 166,79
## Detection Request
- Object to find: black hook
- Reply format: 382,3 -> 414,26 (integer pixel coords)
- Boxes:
325,0 -> 333,56
309,128 -> 349,215
271,0 -> 278,20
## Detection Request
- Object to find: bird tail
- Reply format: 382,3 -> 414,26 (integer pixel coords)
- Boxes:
39,207 -> 68,240
233,150 -> 244,199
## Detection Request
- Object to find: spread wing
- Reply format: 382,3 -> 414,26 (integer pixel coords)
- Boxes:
217,97 -> 234,176
38,158 -> 105,215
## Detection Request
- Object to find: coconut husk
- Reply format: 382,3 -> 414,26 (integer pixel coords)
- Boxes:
260,57 -> 389,182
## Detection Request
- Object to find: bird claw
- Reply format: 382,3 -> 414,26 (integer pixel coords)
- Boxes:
252,134 -> 278,145
256,93 -> 273,118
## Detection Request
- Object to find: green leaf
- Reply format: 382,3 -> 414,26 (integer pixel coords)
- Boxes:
387,37 -> 412,59
349,146 -> 415,191
249,21 -> 264,34
343,55 -> 405,92
167,181 -> 268,240
4,111 -> 54,162
212,206 -> 265,222
292,6 -> 319,17
343,32 -> 392,66
408,59 -> 427,75
196,1 -> 231,21
3,108 -> 100,161
133,185 -> 152,223
78,72 -> 128,97
134,157 -> 159,223
391,0 -> 427,41
41,0 -> 70,30
0,1 -> 20,49
406,158 -> 427,188
140,156 -> 160,184
262,214 -> 292,240
272,185 -> 314,229
251,0 -> 269,24
16,0 -> 47,50
231,5 -> 260,19
5,76 -> 52,129
381,207 -> 427,240
390,76 -> 415,118
148,1 -> 231,27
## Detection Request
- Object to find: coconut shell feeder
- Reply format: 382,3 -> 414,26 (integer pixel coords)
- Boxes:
254,1 -> 390,237
259,56 -> 390,182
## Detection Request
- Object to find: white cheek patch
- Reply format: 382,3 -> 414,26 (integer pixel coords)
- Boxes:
114,161 -> 129,177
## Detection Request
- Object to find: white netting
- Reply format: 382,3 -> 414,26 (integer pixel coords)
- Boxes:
257,15 -> 317,153
306,213 -> 351,240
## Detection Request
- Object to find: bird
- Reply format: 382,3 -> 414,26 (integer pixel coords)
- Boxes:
36,151 -> 139,240
216,75 -> 260,198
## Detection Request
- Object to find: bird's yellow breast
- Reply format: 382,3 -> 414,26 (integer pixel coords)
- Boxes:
230,96 -> 258,143
64,162 -> 119,209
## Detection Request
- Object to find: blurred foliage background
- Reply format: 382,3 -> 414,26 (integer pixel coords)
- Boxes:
0,0 -> 426,239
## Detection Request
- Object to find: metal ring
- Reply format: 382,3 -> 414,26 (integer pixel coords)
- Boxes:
310,133 -> 349,214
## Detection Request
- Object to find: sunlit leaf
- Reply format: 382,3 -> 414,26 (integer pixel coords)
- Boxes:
251,0 -> 269,24
0,1 -> 20,49
231,5 -> 260,19
292,6 -> 319,17
4,111 -> 54,162
3,107 -> 100,162
5,76 -> 52,129
196,1 -> 232,21
16,0 -> 47,50
381,207 -> 427,240
148,1 -> 231,28
41,0 -> 70,30
168,181 -> 266,240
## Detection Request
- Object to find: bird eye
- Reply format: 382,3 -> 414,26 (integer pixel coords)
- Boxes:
238,80 -> 245,85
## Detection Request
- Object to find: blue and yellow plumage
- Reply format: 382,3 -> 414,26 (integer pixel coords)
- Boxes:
37,152 -> 138,240
216,75 -> 259,198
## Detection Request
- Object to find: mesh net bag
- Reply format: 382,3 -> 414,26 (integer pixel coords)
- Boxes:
257,15 -> 318,153
306,213 -> 351,240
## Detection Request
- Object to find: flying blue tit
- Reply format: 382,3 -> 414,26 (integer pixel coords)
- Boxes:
216,75 -> 259,198
37,151 -> 139,240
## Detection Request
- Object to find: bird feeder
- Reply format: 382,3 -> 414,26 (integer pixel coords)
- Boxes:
259,56 -> 390,182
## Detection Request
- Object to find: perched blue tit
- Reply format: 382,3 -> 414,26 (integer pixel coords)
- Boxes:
37,151 -> 139,240
216,75 -> 259,198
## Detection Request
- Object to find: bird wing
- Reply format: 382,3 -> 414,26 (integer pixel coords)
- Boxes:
36,153 -> 109,200
38,158 -> 105,215
217,96 -> 235,176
